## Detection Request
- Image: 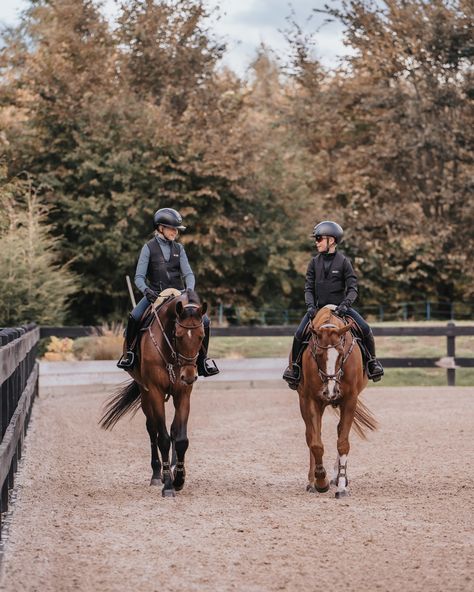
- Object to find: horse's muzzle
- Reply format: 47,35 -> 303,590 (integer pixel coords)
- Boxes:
180,371 -> 198,385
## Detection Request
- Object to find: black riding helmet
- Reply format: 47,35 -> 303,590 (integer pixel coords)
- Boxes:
311,220 -> 344,243
153,208 -> 186,230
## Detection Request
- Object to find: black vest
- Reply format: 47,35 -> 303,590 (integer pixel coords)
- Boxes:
146,238 -> 184,292
311,251 -> 357,307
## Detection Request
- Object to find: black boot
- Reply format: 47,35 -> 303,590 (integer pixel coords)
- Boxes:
283,337 -> 304,389
117,315 -> 140,369
197,323 -> 219,377
364,331 -> 384,382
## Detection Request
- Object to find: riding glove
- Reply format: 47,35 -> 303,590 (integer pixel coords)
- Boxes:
335,301 -> 350,316
144,288 -> 159,303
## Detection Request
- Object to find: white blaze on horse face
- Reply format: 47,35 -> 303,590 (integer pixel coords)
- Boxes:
188,329 -> 192,339
326,347 -> 339,398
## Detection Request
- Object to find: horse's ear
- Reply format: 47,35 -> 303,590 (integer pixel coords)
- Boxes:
338,318 -> 353,336
201,302 -> 208,316
176,301 -> 183,316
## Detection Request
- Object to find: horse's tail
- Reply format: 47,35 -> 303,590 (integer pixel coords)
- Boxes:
99,380 -> 142,430
352,399 -> 378,439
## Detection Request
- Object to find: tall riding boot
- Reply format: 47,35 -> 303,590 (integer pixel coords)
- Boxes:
197,323 -> 219,377
364,331 -> 384,381
117,315 -> 140,369
282,337 -> 304,389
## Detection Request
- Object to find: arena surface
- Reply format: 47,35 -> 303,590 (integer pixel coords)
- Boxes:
0,383 -> 473,592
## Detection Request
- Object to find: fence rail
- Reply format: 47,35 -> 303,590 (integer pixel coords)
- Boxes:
40,322 -> 474,386
0,324 -> 39,539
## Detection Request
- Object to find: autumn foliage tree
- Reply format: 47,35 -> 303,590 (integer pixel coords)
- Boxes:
0,0 -> 472,323
289,0 -> 474,307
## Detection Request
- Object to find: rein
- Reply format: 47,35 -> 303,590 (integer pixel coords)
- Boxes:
310,321 -> 355,386
148,302 -> 203,386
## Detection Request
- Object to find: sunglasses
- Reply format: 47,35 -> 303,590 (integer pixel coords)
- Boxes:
314,235 -> 325,243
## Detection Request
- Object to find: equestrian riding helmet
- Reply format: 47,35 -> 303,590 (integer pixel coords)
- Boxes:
153,208 -> 186,230
311,221 -> 344,243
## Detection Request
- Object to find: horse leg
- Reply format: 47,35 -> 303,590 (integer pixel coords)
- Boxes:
146,418 -> 162,486
147,392 -> 175,498
330,422 -> 343,486
300,397 -> 329,493
170,392 -> 191,492
334,399 -> 356,499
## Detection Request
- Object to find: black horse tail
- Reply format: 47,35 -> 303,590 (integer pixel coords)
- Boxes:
99,380 -> 142,430
352,399 -> 378,439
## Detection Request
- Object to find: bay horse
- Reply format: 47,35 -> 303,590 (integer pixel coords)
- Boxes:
100,290 -> 206,498
297,305 -> 377,498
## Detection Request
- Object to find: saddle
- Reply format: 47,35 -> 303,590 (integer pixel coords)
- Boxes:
131,288 -> 182,356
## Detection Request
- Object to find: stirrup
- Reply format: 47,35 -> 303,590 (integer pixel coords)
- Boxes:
117,351 -> 135,369
283,364 -> 301,390
198,358 -> 219,377
366,359 -> 384,381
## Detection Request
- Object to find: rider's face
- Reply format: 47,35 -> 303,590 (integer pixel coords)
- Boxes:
160,226 -> 179,240
315,235 -> 335,252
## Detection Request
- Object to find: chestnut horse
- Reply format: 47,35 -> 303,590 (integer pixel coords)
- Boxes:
100,290 -> 206,497
297,305 -> 377,498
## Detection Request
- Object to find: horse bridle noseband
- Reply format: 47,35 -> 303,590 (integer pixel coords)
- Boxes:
148,303 -> 203,384
310,322 -> 355,385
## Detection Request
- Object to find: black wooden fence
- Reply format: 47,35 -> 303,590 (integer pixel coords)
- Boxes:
40,322 -> 474,386
0,324 -> 39,539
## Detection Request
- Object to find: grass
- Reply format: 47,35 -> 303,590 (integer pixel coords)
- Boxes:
366,368 -> 474,387
208,334 -> 474,359
207,322 -> 474,386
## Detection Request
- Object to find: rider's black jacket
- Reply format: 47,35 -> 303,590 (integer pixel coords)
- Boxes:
304,251 -> 358,309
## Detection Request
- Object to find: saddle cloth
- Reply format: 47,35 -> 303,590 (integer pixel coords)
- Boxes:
152,288 -> 182,310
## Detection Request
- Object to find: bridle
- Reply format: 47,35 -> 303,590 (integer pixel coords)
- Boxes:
310,321 -> 355,387
148,303 -> 203,384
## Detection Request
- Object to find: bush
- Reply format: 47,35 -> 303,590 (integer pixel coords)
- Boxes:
73,335 -> 123,360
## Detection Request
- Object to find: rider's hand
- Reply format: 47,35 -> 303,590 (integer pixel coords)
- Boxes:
144,288 -> 159,303
335,301 -> 349,316
307,306 -> 316,319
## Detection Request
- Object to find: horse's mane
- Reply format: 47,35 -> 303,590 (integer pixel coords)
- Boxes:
185,289 -> 200,305
313,306 -> 343,328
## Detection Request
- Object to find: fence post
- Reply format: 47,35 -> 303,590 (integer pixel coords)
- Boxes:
218,303 -> 223,326
446,322 -> 456,386
379,305 -> 384,322
426,301 -> 431,321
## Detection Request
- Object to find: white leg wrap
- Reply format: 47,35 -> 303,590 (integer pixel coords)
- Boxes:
336,454 -> 348,492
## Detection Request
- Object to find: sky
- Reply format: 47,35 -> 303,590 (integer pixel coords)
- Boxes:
0,0 -> 350,76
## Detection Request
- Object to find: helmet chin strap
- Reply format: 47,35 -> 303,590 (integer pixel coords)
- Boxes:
325,238 -> 331,254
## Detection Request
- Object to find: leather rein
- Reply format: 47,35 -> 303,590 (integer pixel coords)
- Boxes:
310,321 -> 356,386
148,302 -> 203,385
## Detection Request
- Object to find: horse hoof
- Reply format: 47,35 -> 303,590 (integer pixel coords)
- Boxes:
306,484 -> 317,493
335,490 -> 349,499
150,478 -> 162,486
162,488 -> 176,498
316,484 -> 330,493
173,483 -> 184,492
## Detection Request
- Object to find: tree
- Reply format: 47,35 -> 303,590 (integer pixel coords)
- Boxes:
0,168 -> 77,326
288,0 -> 474,306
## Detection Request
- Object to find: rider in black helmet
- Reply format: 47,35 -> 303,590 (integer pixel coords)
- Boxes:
282,220 -> 384,389
117,207 -> 219,377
